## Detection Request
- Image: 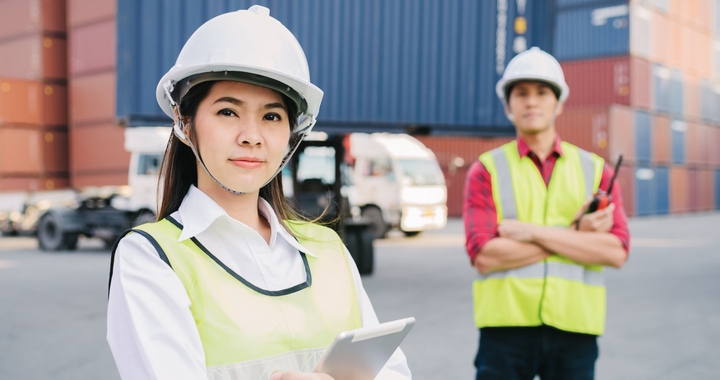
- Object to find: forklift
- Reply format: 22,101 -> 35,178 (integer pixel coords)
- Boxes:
287,133 -> 375,275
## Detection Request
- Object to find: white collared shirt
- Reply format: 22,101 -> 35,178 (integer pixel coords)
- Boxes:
107,186 -> 411,380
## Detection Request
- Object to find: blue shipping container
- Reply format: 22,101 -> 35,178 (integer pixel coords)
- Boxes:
634,110 -> 651,163
553,2 -> 630,62
700,79 -> 713,122
652,64 -> 671,114
668,69 -> 683,117
116,0 -> 551,134
634,165 -> 669,216
670,120 -> 686,164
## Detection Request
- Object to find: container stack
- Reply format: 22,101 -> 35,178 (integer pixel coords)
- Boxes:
0,0 -> 69,191
67,0 -> 127,187
553,0 -> 720,216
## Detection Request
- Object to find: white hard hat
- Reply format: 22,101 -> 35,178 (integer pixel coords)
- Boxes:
495,47 -> 569,106
156,5 -> 323,134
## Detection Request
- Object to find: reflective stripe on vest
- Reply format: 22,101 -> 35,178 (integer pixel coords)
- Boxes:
474,141 -> 607,336
131,218 -> 363,380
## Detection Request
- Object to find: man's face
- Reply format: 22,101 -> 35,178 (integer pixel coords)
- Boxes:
506,81 -> 562,135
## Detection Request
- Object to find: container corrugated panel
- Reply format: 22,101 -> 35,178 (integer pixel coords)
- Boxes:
713,40 -> 720,81
668,69 -> 684,117
556,0 -> 624,7
555,105 -> 635,163
700,169 -> 715,210
561,56 -> 650,109
684,122 -> 700,166
0,79 -> 67,126
116,0 -> 542,134
697,124 -> 711,165
652,64 -> 671,113
655,165 -> 669,214
0,128 -> 43,175
715,169 -> 720,209
634,110 -> 652,163
712,127 -> 720,165
668,18 -> 682,69
68,0 -> 116,28
652,114 -> 671,164
553,2 -> 630,61
69,123 -> 129,186
683,74 -> 701,121
634,165 -> 655,215
641,0 -> 670,14
608,105 -> 635,162
630,4 -> 652,59
69,19 -> 116,76
669,166 -> 690,213
0,0 -> 66,41
700,79 -> 714,122
617,162 -> 635,216
687,168 -> 700,211
715,0 -> 720,37
0,176 -> 69,192
69,72 -> 115,125
0,35 -> 67,81
670,119 -> 686,164
651,11 -> 669,65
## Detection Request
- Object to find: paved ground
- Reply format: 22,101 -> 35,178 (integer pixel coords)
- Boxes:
1,212 -> 719,379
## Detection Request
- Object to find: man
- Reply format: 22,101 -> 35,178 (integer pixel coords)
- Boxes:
463,47 -> 630,380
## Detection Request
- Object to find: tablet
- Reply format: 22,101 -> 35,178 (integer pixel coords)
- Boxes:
314,317 -> 415,380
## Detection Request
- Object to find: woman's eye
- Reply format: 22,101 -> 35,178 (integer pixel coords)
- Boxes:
218,109 -> 237,117
264,112 -> 282,121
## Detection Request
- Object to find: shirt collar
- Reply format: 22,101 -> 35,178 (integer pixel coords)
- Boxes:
176,186 -> 316,257
516,134 -> 564,158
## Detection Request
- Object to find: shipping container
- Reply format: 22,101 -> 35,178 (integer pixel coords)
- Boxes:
553,2 -> 631,61
671,119 -> 686,164
67,0 -> 116,28
652,64 -> 671,114
712,127 -> 720,165
0,0 -> 66,41
651,10 -> 669,65
639,0 -> 670,14
0,127 -> 68,175
630,3 -> 652,59
555,105 -> 635,163
668,68 -> 684,117
700,169 -> 715,210
688,168 -> 700,211
634,110 -> 652,163
669,165 -> 690,213
116,0 -> 552,134
561,56 -> 650,109
0,35 -> 67,81
69,19 -> 116,76
617,162 -> 635,216
685,122 -> 701,166
634,165 -> 669,216
0,176 -> 69,192
69,124 -> 129,174
69,72 -> 115,125
716,0 -> 720,37
683,73 -> 701,121
0,79 -> 67,126
714,40 -> 720,80
700,79 -> 714,122
715,169 -> 720,209
652,114 -> 671,164
667,18 -> 682,69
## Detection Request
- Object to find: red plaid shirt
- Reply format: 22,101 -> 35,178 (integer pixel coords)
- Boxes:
463,136 -> 630,263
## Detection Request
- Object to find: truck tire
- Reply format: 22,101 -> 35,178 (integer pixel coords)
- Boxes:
402,230 -> 421,237
346,227 -> 374,275
38,213 -> 78,251
361,206 -> 389,239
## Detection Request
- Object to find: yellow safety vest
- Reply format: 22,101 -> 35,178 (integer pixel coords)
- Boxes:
473,140 -> 607,335
131,217 -> 362,380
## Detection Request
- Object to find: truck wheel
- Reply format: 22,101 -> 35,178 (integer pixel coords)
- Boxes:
361,206 -> 389,239
402,230 -> 421,237
346,227 -> 374,275
38,213 -> 77,251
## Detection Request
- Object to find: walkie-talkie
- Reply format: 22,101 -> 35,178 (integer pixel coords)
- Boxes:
586,154 -> 623,214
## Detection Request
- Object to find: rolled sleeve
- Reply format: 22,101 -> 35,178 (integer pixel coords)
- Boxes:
600,163 -> 631,253
463,161 -> 498,264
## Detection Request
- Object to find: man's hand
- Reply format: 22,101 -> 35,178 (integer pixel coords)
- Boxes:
271,371 -> 334,380
497,220 -> 538,243
573,201 -> 615,233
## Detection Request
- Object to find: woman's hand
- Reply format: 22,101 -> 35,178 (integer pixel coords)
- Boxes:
271,371 -> 334,380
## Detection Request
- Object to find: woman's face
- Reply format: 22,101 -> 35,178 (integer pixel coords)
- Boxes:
190,81 -> 291,195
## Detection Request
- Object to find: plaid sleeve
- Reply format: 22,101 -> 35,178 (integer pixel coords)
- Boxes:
463,160 -> 498,264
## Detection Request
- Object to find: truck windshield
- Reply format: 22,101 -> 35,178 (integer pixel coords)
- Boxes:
396,159 -> 444,186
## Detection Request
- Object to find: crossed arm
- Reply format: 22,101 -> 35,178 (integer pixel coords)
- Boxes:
473,202 -> 627,274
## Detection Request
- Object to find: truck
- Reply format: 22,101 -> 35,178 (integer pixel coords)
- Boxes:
347,133 -> 448,239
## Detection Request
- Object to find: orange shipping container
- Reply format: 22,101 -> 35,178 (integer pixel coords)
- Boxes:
0,0 -> 66,41
617,163 -> 635,217
0,128 -> 68,175
668,19 -> 682,69
669,166 -> 690,213
685,122 -> 701,165
561,57 -> 650,110
69,72 -> 115,124
67,0 -> 116,27
555,105 -> 634,164
0,35 -> 67,80
69,124 -> 129,174
683,74 -> 701,121
0,176 -> 69,192
651,12 -> 669,66
0,79 -> 67,126
652,114 -> 671,164
69,19 -> 115,76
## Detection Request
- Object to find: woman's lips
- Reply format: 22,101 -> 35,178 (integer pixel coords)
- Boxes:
230,157 -> 265,169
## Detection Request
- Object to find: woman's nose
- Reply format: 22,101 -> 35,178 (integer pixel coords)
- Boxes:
237,119 -> 263,146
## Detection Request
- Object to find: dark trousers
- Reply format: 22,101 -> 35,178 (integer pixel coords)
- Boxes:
474,326 -> 598,380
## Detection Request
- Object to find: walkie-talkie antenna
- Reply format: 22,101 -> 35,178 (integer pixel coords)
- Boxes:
606,154 -> 623,194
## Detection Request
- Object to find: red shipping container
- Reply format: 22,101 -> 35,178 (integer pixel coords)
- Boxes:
0,175 -> 69,192
669,166 -> 690,213
69,123 -> 129,175
687,168 -> 700,211
0,35 -> 67,80
652,114 -> 671,164
0,0 -> 66,41
0,78 -> 67,126
617,163 -> 635,217
684,122 -> 702,166
67,0 -> 116,27
555,105 -> 634,164
561,56 -> 651,110
69,71 -> 115,124
700,169 -> 714,211
0,127 -> 68,176
40,129 -> 69,173
697,124 -> 711,165
69,19 -> 115,75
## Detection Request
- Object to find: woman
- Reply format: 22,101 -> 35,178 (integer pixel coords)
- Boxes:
107,6 -> 411,380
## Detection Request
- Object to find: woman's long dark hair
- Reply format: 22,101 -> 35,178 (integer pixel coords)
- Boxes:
156,81 -> 312,230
